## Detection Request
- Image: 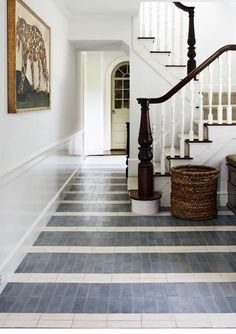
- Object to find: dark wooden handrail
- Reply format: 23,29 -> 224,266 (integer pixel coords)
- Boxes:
174,2 -> 194,13
174,2 -> 196,74
138,44 -> 236,105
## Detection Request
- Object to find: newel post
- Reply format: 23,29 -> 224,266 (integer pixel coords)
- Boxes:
187,7 -> 196,74
137,98 -> 154,197
174,2 -> 196,74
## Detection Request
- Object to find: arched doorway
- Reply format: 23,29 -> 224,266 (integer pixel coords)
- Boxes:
111,61 -> 130,150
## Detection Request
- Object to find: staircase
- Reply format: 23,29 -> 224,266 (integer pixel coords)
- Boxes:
129,1 -> 236,207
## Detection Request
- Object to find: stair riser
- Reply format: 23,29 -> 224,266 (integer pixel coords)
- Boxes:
151,53 -> 171,65
203,92 -> 236,105
203,107 -> 236,121
166,67 -> 186,80
139,39 -> 154,51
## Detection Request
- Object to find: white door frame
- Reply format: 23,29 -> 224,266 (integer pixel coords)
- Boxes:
104,56 -> 129,151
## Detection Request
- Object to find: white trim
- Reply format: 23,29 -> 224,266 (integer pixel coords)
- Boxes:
63,191 -> 127,194
58,200 -> 130,204
68,182 -> 127,186
0,129 -> 83,189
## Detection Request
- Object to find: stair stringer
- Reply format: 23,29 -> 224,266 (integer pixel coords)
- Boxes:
154,125 -> 236,207
132,16 -> 180,88
188,126 -> 236,164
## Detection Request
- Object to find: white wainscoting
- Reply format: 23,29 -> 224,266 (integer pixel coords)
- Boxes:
0,130 -> 83,293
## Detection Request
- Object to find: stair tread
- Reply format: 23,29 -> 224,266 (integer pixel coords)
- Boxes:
167,155 -> 193,160
166,64 -> 186,67
194,119 -> 236,125
138,36 -> 155,40
201,104 -> 236,108
186,139 -> 213,143
150,51 -> 171,54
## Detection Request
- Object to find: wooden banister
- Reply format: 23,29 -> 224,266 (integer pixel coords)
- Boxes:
135,44 -> 236,199
174,2 -> 196,74
138,44 -> 236,105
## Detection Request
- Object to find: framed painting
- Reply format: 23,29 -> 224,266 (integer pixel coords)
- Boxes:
7,0 -> 51,113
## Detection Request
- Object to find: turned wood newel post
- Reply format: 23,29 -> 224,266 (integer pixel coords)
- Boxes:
174,2 -> 196,74
137,98 -> 154,198
187,7 -> 196,74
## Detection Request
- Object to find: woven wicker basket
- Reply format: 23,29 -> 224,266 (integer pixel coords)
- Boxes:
171,165 -> 219,220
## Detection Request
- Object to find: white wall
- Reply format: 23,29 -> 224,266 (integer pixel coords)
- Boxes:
0,0 -> 83,290
84,52 -> 104,154
0,135 -> 82,293
193,1 -> 236,64
0,0 -> 81,175
84,51 -> 128,155
69,15 -> 131,46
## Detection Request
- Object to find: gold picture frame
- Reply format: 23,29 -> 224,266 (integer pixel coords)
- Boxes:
7,0 -> 51,113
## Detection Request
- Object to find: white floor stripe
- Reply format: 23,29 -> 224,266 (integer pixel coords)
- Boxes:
58,200 -> 130,204
73,176 -> 126,179
76,172 -> 125,175
68,182 -> 127,186
42,226 -> 236,232
50,211 -> 233,217
30,245 -> 236,253
1,313 -> 236,328
62,191 -> 128,195
9,272 -> 236,284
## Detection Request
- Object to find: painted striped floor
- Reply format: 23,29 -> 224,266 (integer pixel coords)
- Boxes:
1,167 -> 236,328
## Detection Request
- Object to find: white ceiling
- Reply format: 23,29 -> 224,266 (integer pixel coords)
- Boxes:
54,0 -> 141,17
71,40 -> 129,53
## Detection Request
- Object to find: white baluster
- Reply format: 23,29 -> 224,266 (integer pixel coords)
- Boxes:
141,2 -> 146,37
148,1 -> 153,38
164,2 -> 168,51
160,103 -> 166,175
218,57 -> 223,124
227,51 -> 232,124
208,64 -> 213,124
170,96 -> 176,157
151,122 -> 156,162
179,10 -> 184,65
156,2 -> 161,50
189,80 -> 194,141
171,5 -> 175,64
198,71 -> 204,141
152,2 -> 158,51
180,88 -> 185,158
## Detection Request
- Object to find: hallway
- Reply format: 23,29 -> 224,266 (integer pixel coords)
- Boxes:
1,159 -> 236,328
